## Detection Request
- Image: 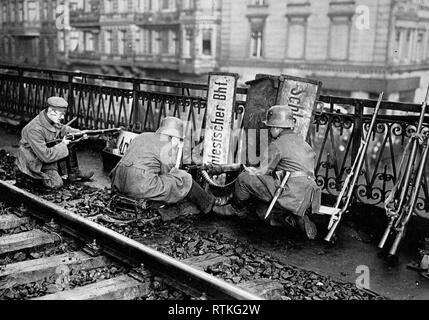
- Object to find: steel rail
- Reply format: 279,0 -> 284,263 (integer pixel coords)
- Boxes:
0,180 -> 262,300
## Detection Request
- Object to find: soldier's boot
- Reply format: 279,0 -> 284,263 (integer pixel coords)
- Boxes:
294,214 -> 317,240
68,169 -> 95,182
212,204 -> 248,218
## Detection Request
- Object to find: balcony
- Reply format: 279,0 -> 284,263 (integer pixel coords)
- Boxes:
134,11 -> 180,26
70,10 -> 100,28
8,21 -> 41,36
69,51 -> 101,61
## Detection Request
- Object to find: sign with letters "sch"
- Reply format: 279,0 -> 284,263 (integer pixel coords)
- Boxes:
203,73 -> 239,165
276,75 -> 322,141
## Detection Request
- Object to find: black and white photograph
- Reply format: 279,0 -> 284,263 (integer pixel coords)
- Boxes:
0,0 -> 428,309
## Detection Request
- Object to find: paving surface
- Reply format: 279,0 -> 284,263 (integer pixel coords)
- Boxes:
1,127 -> 428,300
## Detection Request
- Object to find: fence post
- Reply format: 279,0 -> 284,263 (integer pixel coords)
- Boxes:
18,67 -> 25,123
132,81 -> 141,132
67,74 -> 74,126
352,104 -> 363,163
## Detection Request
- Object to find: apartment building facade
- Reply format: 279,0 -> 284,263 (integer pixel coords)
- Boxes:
1,0 -> 429,102
0,0 -> 58,67
219,0 -> 429,103
56,0 -> 221,81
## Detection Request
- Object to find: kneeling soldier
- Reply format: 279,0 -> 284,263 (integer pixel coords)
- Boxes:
15,96 -> 94,189
214,105 -> 321,240
110,117 -> 226,214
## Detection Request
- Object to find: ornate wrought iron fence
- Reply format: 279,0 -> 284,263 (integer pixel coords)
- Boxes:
0,64 -> 427,216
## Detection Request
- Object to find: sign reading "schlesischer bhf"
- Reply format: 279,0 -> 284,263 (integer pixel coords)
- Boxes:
203,72 -> 239,165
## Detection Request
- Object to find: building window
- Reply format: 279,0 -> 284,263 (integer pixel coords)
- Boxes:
169,30 -> 177,55
160,30 -> 169,54
27,1 -> 38,21
249,18 -> 265,58
329,18 -> 350,60
85,32 -> 94,51
152,31 -> 160,54
182,0 -> 194,10
4,37 -> 9,56
43,0 -> 49,20
202,29 -> 212,56
2,4 -> 6,23
10,2 -> 15,22
161,0 -> 169,10
118,0 -> 127,12
58,31 -> 65,52
287,19 -> 306,59
104,0 -> 112,13
118,30 -> 126,55
104,30 -> 112,54
18,1 -> 24,22
70,30 -> 80,51
183,29 -> 193,58
417,32 -> 424,61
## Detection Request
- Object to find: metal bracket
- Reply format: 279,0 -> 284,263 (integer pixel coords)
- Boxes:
82,239 -> 102,256
129,264 -> 151,282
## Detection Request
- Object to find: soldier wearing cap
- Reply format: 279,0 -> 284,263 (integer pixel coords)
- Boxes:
110,116 -> 227,214
15,96 -> 94,189
214,105 -> 321,240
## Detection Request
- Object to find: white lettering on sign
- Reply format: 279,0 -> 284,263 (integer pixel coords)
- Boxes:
203,73 -> 238,165
277,76 -> 321,140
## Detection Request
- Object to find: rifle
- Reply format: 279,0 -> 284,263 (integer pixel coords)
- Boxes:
184,163 -> 243,175
389,134 -> 429,256
325,92 -> 384,242
379,85 -> 429,252
46,128 -> 122,147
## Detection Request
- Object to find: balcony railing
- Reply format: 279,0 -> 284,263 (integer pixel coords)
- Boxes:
69,51 -> 101,60
134,11 -> 180,25
0,64 -> 427,217
7,21 -> 41,36
70,10 -> 100,27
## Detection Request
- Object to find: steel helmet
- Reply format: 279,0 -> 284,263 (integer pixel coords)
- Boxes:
157,117 -> 184,139
263,105 -> 295,129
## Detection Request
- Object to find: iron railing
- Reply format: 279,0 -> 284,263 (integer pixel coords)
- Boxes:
0,64 -> 427,217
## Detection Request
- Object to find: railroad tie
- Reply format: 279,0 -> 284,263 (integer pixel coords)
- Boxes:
0,251 -> 111,290
0,215 -> 30,231
0,230 -> 60,255
32,275 -> 151,300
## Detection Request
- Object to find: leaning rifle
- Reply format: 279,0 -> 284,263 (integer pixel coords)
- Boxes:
379,85 -> 429,251
325,92 -> 384,242
388,134 -> 429,256
46,128 -> 122,147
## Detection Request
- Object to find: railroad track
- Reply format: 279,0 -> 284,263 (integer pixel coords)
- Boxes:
0,176 -> 384,301
0,180 -> 262,300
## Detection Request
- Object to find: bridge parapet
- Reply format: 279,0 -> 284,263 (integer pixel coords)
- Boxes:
0,64 -> 427,217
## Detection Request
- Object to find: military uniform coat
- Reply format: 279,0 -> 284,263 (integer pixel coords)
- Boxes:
110,132 -> 193,203
235,130 -> 321,217
15,110 -> 78,187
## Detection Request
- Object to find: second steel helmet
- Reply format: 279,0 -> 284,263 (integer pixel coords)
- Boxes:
263,105 -> 295,129
157,117 -> 184,139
